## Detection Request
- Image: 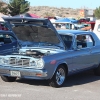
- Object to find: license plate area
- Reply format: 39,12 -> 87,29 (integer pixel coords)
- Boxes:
10,71 -> 21,77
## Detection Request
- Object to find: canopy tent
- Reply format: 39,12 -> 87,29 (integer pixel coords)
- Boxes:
14,13 -> 40,18
69,18 -> 78,23
55,18 -> 71,23
55,18 -> 78,23
51,18 -> 79,30
50,19 -> 56,23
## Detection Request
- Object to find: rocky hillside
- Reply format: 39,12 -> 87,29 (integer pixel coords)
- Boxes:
28,6 -> 81,18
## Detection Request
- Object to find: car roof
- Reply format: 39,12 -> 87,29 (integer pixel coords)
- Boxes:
57,29 -> 100,46
57,29 -> 92,35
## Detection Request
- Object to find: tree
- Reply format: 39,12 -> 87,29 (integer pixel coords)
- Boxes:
94,6 -> 100,19
7,0 -> 30,16
0,1 -> 8,14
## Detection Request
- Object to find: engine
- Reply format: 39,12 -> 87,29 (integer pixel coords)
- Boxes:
25,50 -> 50,58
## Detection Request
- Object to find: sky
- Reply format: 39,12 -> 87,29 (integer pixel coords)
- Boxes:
28,0 -> 99,9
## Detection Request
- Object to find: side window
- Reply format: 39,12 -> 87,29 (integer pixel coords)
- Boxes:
76,34 -> 94,48
4,34 -> 12,44
85,35 -> 94,47
0,34 -> 17,44
0,34 -> 4,44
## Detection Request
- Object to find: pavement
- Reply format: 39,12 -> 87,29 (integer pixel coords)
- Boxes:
0,70 -> 100,100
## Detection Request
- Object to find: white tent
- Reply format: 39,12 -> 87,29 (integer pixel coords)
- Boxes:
50,19 -> 56,23
0,13 -> 8,21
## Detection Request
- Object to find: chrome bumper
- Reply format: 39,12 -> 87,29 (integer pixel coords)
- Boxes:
0,66 -> 48,80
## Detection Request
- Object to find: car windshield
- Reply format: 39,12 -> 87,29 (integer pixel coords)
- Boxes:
59,34 -> 73,49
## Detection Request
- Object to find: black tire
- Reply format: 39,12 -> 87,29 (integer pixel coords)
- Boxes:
1,76 -> 17,82
49,65 -> 66,88
94,64 -> 100,76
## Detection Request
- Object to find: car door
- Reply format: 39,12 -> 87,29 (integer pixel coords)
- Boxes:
71,34 -> 94,72
0,33 -> 18,55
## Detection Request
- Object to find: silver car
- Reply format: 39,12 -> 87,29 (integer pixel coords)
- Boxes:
0,17 -> 100,88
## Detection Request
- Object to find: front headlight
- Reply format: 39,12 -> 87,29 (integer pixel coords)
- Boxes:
36,59 -> 44,69
30,59 -> 44,69
0,58 -> 9,65
0,58 -> 4,64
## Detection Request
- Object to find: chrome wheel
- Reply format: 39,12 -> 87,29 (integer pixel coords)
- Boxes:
56,68 -> 66,85
49,65 -> 66,88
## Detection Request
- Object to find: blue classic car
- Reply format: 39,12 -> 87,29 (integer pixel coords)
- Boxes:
0,17 -> 100,88
0,30 -> 19,55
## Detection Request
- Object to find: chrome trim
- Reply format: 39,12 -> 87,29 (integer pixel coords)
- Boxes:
9,57 -> 30,67
0,67 -> 48,79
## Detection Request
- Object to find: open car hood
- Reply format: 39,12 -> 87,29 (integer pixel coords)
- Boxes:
3,17 -> 65,49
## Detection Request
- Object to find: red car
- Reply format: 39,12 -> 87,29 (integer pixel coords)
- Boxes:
78,18 -> 90,23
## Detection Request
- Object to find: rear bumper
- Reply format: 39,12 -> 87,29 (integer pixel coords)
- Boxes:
0,66 -> 48,80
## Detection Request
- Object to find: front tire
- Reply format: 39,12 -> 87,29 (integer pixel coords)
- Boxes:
49,65 -> 66,88
1,76 -> 17,82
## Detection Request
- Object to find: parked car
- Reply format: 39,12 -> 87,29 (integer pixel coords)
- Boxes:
78,18 -> 90,23
52,22 -> 78,30
0,17 -> 100,88
0,21 -> 9,30
0,30 -> 19,55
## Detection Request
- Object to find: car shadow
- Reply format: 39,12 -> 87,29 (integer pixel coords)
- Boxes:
16,78 -> 49,86
63,70 -> 100,87
16,70 -> 100,87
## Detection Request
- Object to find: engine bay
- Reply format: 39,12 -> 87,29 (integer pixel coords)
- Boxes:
20,50 -> 51,58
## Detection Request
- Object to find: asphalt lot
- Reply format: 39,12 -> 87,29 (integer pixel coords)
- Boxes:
0,70 -> 100,100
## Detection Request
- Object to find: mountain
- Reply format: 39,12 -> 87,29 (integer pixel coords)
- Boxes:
28,6 -> 81,18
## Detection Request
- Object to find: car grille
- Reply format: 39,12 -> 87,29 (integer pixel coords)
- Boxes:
9,57 -> 30,67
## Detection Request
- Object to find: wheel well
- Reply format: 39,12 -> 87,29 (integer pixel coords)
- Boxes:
59,63 -> 68,75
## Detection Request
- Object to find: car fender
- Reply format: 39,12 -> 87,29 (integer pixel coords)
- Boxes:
50,60 -> 68,79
